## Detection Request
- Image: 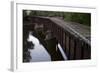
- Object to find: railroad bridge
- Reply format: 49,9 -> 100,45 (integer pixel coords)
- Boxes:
23,16 -> 91,61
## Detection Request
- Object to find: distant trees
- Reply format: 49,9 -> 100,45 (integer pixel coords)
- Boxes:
68,13 -> 91,26
23,10 -> 91,26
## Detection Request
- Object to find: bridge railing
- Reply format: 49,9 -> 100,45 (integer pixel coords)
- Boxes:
26,16 -> 91,60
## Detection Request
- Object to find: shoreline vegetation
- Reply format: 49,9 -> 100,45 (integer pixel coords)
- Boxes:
23,10 -> 91,26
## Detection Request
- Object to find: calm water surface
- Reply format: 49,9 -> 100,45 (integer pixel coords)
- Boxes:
27,33 -> 51,62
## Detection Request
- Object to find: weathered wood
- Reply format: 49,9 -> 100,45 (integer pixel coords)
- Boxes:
83,42 -> 91,59
69,37 -> 75,60
74,39 -> 82,59
24,16 -> 91,60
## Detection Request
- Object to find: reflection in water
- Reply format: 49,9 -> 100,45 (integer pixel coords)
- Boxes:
23,29 -> 68,62
27,32 -> 51,62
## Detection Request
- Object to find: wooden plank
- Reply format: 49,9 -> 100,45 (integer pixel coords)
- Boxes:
64,35 -> 69,59
74,39 -> 82,60
68,36 -> 71,60
83,43 -> 91,59
69,37 -> 75,60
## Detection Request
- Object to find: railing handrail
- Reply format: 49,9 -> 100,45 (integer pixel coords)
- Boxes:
47,17 -> 90,46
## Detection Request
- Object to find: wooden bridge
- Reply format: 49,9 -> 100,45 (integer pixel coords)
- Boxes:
23,16 -> 91,60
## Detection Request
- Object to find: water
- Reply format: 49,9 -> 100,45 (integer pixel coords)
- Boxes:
27,32 -> 51,62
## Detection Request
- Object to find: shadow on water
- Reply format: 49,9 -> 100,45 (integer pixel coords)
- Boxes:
23,23 -> 64,62
44,30 -> 64,61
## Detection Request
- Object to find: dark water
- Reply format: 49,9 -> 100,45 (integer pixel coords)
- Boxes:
24,31 -> 68,62
27,32 -> 51,62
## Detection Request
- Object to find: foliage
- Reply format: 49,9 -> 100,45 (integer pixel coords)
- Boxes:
23,10 -> 91,26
